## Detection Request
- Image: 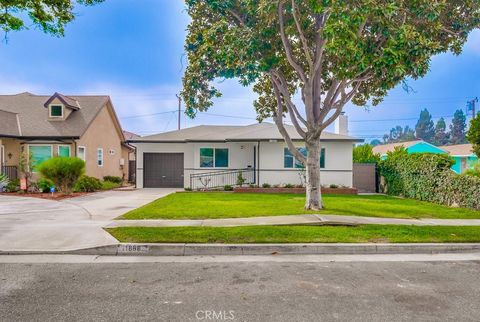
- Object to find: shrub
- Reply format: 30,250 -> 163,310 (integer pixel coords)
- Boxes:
5,178 -> 20,192
262,183 -> 271,188
378,147 -> 480,210
37,178 -> 54,193
103,176 -> 123,184
249,184 -> 259,188
38,157 -> 85,194
236,173 -> 246,187
329,184 -> 339,189
74,175 -> 102,192
464,162 -> 480,178
284,183 -> 295,188
0,174 -> 9,191
184,187 -> 193,191
224,185 -> 234,191
101,180 -> 121,190
353,144 -> 380,163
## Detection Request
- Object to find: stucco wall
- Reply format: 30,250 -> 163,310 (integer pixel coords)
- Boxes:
1,138 -> 21,166
76,104 -> 125,179
133,140 -> 354,188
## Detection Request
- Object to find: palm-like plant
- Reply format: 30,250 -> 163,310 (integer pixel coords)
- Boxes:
0,173 -> 9,190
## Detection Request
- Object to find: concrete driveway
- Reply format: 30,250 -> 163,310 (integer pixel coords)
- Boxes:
0,189 -> 176,252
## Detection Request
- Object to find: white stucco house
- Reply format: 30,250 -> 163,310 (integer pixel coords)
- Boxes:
128,117 -> 363,189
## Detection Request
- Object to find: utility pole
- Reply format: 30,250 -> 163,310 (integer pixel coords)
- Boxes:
467,97 -> 478,119
176,94 -> 182,130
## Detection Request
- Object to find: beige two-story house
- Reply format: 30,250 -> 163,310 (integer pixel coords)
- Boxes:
0,92 -> 132,180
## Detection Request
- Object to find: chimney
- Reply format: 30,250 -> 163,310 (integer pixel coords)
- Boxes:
335,112 -> 348,136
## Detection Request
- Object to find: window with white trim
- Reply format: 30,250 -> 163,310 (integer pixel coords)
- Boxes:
97,148 -> 104,166
58,145 -> 71,157
49,105 -> 63,118
77,146 -> 86,161
284,147 -> 326,169
200,148 -> 229,168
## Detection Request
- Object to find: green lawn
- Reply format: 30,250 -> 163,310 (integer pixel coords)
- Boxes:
107,225 -> 480,244
119,192 -> 480,220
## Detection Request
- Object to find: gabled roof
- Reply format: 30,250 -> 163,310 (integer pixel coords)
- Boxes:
372,140 -> 450,156
123,130 -> 141,140
129,122 -> 363,143
0,92 -> 110,138
43,92 -> 81,110
440,144 -> 476,157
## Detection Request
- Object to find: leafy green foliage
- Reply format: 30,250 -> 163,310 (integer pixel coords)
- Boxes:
236,172 -> 246,186
74,175 -> 102,192
464,162 -> 480,178
101,180 -> 121,190
415,109 -> 435,143
103,176 -> 123,184
0,0 -> 104,37
182,1 -> 480,116
224,185 -> 234,191
37,178 -> 54,193
353,144 -> 380,163
434,117 -> 449,146
450,109 -> 468,144
467,113 -> 480,157
38,157 -> 85,194
379,147 -> 480,210
5,178 -> 20,192
0,173 -> 9,188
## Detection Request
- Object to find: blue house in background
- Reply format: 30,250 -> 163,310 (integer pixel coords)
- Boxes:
372,140 -> 478,174
373,140 -> 447,160
440,144 -> 479,174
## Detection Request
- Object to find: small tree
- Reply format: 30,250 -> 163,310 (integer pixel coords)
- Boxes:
450,109 -> 468,144
18,150 -> 34,188
434,117 -> 449,146
467,113 -> 480,157
353,144 -> 380,164
37,157 -> 85,194
415,109 -> 435,143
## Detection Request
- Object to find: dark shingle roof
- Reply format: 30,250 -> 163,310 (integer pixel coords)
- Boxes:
0,92 -> 109,138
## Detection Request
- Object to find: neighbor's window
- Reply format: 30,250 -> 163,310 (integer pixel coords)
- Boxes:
77,146 -> 86,161
49,105 -> 63,118
284,147 -> 325,169
200,148 -> 229,168
29,145 -> 52,170
97,148 -> 104,166
58,145 -> 71,157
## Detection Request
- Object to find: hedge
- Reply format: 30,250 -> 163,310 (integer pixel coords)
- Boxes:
378,147 -> 480,210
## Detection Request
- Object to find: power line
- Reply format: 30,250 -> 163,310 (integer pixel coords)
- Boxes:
120,110 -> 177,119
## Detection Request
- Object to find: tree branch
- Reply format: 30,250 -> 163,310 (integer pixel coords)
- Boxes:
271,78 -> 307,164
270,74 -> 306,139
291,0 -> 313,70
278,1 -> 308,83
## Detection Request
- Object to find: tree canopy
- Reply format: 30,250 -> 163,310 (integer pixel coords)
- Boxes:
467,113 -> 480,157
415,108 -> 435,143
181,0 -> 480,209
353,144 -> 380,163
0,0 -> 103,37
450,109 -> 468,144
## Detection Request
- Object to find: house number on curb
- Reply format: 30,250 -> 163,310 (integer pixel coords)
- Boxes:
118,244 -> 150,253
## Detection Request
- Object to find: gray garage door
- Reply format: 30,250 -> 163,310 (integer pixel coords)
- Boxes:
143,153 -> 184,188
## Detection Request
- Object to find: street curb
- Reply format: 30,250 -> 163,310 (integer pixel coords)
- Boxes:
2,243 -> 480,256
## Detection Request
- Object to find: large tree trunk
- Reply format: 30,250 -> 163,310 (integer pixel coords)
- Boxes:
305,138 -> 323,210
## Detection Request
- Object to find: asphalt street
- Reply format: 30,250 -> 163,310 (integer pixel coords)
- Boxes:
1,255 -> 480,322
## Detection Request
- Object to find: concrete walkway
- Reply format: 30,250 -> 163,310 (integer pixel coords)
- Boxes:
0,189 -> 176,251
107,214 -> 480,228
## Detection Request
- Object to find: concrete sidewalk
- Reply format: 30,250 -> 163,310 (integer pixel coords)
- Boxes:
107,214 -> 480,228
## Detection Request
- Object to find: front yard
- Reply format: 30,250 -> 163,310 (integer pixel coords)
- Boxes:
119,192 -> 480,220
107,225 -> 480,244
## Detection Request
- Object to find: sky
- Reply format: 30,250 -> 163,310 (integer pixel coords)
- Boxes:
0,0 -> 479,142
